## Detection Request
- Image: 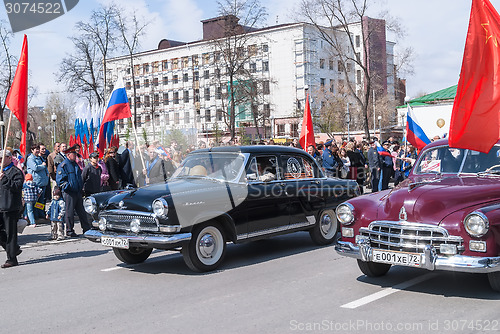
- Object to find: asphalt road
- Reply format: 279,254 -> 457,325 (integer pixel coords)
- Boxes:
1,228 -> 499,334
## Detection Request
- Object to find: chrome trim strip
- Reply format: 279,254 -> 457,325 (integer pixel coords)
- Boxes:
236,220 -> 315,240
84,229 -> 191,245
335,240 -> 500,273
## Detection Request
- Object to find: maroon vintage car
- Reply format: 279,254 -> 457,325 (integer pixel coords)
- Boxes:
335,139 -> 500,291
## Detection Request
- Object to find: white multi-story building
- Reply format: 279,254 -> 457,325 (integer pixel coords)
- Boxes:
106,15 -> 399,144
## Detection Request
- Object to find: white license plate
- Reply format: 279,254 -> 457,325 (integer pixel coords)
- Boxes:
372,249 -> 421,267
101,236 -> 129,249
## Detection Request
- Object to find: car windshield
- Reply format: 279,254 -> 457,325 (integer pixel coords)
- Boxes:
414,145 -> 500,175
171,152 -> 246,182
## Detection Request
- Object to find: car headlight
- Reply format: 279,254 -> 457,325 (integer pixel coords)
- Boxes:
84,197 -> 97,214
152,198 -> 168,217
463,212 -> 489,237
336,203 -> 354,225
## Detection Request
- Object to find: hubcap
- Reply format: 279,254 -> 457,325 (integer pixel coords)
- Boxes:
198,233 -> 216,258
321,214 -> 332,235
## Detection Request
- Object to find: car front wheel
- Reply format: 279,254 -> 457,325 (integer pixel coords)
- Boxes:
488,272 -> 500,292
113,247 -> 153,264
309,209 -> 338,245
182,222 -> 226,272
357,259 -> 391,277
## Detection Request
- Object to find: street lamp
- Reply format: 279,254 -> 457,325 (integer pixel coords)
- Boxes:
51,113 -> 57,145
37,126 -> 42,142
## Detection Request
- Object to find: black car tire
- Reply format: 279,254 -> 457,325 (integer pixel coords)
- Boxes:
488,272 -> 500,292
357,259 -> 391,277
309,209 -> 338,245
113,247 -> 153,264
182,222 -> 226,272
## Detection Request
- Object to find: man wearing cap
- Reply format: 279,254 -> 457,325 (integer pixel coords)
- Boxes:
367,138 -> 381,192
56,145 -> 90,237
0,150 -> 24,268
82,152 -> 102,197
322,140 -> 340,177
380,140 -> 394,190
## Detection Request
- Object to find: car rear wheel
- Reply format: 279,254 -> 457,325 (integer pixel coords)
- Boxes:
309,209 -> 338,245
488,272 -> 500,292
357,259 -> 391,277
182,222 -> 226,272
113,247 -> 153,264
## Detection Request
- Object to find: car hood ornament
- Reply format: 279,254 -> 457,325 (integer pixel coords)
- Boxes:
399,206 -> 407,221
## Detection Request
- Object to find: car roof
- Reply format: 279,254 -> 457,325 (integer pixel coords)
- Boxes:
424,138 -> 500,151
191,145 -> 308,155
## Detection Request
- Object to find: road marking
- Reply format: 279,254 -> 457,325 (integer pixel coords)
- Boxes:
341,273 -> 436,309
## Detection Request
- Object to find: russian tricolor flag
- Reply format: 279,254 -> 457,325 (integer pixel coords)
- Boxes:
98,76 -> 132,156
406,104 -> 431,150
375,141 -> 392,157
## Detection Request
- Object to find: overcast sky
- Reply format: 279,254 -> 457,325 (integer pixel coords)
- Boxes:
0,0 -> 490,106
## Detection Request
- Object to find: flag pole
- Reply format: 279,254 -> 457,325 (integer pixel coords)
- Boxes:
1,113 -> 14,170
404,97 -> 409,155
130,117 -> 145,171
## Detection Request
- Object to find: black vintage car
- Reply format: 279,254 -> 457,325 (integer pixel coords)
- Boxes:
84,145 -> 359,271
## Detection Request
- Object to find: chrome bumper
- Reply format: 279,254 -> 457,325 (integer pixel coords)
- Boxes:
84,229 -> 192,248
335,239 -> 500,273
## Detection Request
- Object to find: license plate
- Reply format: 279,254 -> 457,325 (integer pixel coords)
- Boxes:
101,236 -> 129,249
372,249 -> 421,267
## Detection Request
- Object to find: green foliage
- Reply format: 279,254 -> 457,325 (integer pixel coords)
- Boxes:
142,127 -> 148,145
165,127 -> 188,150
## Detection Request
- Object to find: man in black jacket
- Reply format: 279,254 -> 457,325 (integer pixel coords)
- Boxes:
82,152 -> 102,196
119,141 -> 136,188
0,150 -> 24,268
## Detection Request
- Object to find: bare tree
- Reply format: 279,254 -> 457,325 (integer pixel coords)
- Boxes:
0,20 -> 16,146
208,0 -> 268,140
114,7 -> 150,125
299,0 -> 408,140
57,4 -> 119,109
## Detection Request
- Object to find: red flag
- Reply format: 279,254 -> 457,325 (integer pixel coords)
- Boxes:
299,94 -> 315,150
89,135 -> 94,155
5,35 -> 28,156
449,0 -> 500,153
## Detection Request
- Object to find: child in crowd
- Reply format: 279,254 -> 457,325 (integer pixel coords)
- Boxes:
22,173 -> 42,227
46,188 -> 66,240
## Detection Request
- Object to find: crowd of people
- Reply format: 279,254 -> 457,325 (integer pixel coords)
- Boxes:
0,135 -> 422,268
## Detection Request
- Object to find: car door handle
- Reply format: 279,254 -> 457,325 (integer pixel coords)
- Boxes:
280,182 -> 286,186
311,180 -> 320,184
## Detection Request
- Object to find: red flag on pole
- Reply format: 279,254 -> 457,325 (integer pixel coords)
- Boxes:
449,0 -> 500,153
5,35 -> 28,156
299,93 -> 315,150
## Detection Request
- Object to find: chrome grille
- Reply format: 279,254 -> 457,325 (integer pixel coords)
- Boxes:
99,210 -> 159,232
358,221 -> 464,254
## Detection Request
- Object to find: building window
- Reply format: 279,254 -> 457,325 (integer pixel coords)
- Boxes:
214,51 -> 221,62
347,63 -> 352,72
277,124 -> 285,136
162,60 -> 168,71
320,78 -> 325,87
355,35 -> 360,48
173,75 -> 178,84
164,113 -> 169,124
250,63 -> 256,73
248,44 -> 257,56
262,44 -> 268,52
174,113 -> 179,124
144,79 -> 150,88
135,80 -> 140,89
126,67 -> 131,74
329,59 -> 334,70
183,73 -> 189,82
163,76 -> 168,85
216,109 -> 223,121
173,91 -> 179,104
192,55 -> 199,66
181,57 -> 189,68
152,61 -> 159,73
263,104 -> 270,117
184,111 -> 190,124
205,109 -> 211,122
172,58 -> 178,69
357,70 -> 362,84
262,61 -> 269,72
356,52 -> 361,62
126,81 -> 131,90
154,94 -> 160,106
204,70 -> 209,79
291,124 -> 299,137
194,89 -> 200,102
163,92 -> 169,105
153,77 -> 159,86
215,68 -> 221,78
319,59 -> 325,69
338,60 -> 343,72
330,79 -> 334,93
183,90 -> 189,103
135,96 -> 141,108
263,80 -> 270,95
202,53 -> 210,65
144,95 -> 150,108
194,71 -> 199,81
143,63 -> 150,74
204,87 -> 210,100
215,86 -> 222,100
